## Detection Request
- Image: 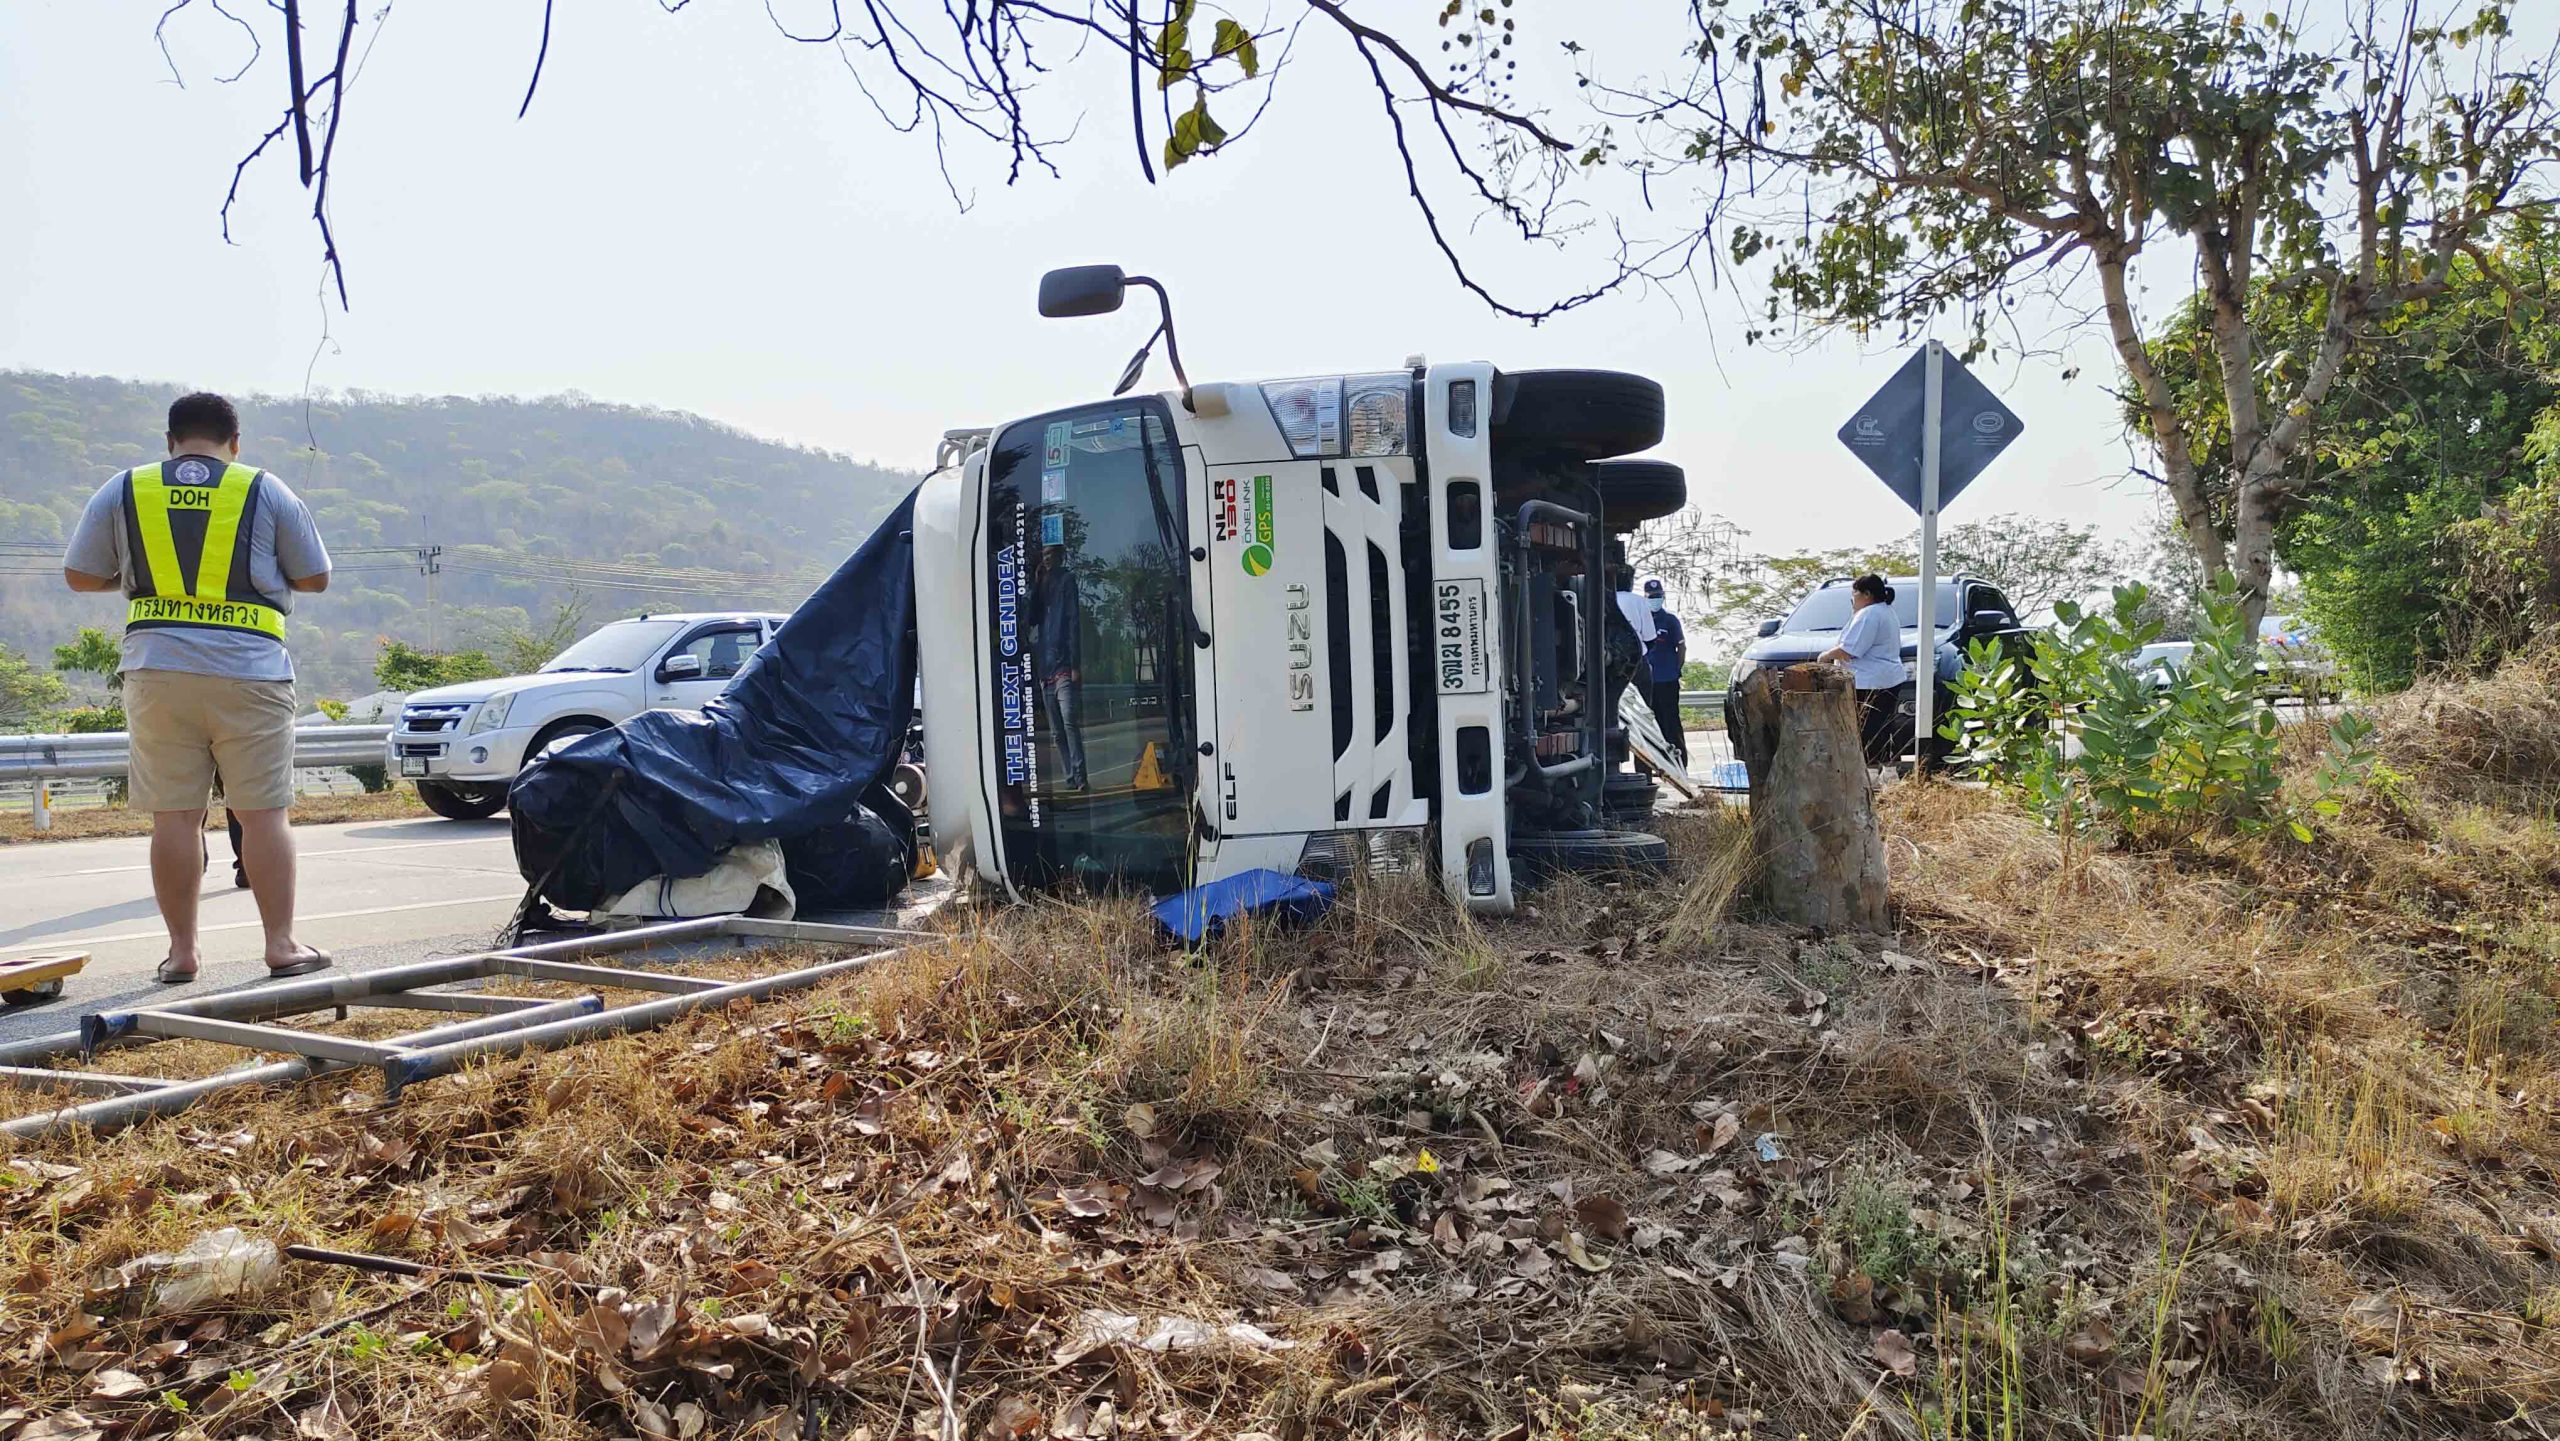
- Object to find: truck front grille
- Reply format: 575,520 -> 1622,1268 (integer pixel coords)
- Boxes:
1318,461 -> 1426,830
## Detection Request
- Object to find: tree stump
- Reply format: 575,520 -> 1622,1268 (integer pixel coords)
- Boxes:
1743,664 -> 1889,932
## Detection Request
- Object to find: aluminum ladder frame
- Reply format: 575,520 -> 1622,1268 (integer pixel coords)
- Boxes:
0,915 -> 922,1140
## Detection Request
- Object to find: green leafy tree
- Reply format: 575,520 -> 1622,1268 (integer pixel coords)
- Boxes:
52,626 -> 122,695
374,640 -> 502,693
471,596 -> 590,677
1662,515 -> 2127,649
2135,225 -> 2559,687
0,642 -> 70,731
1686,0 -> 2560,638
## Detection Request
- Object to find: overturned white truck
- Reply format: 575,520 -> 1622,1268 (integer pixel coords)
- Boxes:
911,265 -> 1688,914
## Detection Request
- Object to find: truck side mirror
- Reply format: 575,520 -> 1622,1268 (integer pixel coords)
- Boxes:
660,653 -> 704,682
1038,265 -> 1128,318
1967,609 -> 2009,633
1756,618 -> 1781,637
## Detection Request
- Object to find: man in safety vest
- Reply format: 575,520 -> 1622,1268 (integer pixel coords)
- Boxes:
61,392 -> 335,985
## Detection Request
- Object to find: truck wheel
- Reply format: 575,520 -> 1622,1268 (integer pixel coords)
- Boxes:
414,781 -> 506,821
1590,459 -> 1686,530
1510,827 -> 1672,881
1493,370 -> 1665,461
1601,771 -> 1659,823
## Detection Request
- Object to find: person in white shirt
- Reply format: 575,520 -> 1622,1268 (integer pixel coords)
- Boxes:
1819,574 -> 1904,766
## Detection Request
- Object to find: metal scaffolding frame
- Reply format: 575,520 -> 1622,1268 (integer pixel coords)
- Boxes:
0,916 -> 922,1140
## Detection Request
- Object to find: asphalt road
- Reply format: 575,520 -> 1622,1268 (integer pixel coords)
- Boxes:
0,816 -> 524,1046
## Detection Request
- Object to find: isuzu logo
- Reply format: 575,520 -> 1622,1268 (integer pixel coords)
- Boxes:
1285,583 -> 1314,712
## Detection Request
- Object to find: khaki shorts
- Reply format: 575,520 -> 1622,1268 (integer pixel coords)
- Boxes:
125,669 -> 299,813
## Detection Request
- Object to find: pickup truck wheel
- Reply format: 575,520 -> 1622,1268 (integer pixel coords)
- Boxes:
1590,459 -> 1687,530
1493,370 -> 1665,461
1510,827 -> 1673,881
530,720 -> 604,760
415,780 -> 506,821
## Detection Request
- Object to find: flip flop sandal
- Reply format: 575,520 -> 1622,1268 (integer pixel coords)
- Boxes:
154,957 -> 198,985
265,950 -> 333,978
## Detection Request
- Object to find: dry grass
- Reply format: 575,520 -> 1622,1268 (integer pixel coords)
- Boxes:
8,656 -> 2560,1441
0,789 -> 431,845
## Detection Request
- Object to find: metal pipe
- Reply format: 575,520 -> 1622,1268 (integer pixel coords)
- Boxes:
722,918 -> 935,945
86,957 -> 499,1049
346,990 -> 557,1015
82,916 -> 737,1050
382,951 -> 888,1097
0,1065 -> 174,1096
9,917 -> 891,1136
490,957 -> 728,994
128,1011 -> 410,1067
6,995 -> 606,1140
0,1029 -> 88,1068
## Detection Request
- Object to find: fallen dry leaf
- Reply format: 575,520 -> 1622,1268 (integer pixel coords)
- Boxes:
1874,1328 -> 1919,1378
1559,1232 -> 1611,1273
83,1371 -> 147,1402
1573,1194 -> 1630,1242
16,1411 -> 104,1441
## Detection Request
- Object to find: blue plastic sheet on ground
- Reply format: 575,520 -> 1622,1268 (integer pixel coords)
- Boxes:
1148,868 -> 1337,944
510,489 -> 920,910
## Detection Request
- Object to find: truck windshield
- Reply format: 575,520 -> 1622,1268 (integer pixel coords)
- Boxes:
985,400 -> 1199,894
541,619 -> 688,673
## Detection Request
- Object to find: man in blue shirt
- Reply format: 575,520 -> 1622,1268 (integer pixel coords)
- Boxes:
1639,578 -> 1687,763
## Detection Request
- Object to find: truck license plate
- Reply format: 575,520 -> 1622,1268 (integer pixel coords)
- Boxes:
1433,579 -> 1490,695
399,758 -> 431,777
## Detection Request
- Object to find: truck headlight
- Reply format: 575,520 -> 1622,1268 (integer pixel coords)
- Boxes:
1260,378 -> 1342,458
469,692 -> 516,734
1730,658 -> 1760,686
1343,374 -> 1410,456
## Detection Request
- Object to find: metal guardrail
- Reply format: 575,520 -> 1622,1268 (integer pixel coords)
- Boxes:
0,725 -> 391,783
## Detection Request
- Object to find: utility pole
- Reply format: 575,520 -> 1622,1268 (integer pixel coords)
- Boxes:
415,545 -> 445,649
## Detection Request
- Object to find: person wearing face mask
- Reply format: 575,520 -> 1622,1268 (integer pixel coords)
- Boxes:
1638,578 -> 1688,764
1819,574 -> 1904,767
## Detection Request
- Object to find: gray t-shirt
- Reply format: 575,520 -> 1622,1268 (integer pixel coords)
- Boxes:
61,457 -> 332,683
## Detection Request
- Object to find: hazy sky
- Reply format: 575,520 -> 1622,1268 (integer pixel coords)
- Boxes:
3,0 -> 2188,559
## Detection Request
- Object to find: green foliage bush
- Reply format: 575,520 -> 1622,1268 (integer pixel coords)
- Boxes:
374,641 -> 502,693
1944,578 -> 2377,843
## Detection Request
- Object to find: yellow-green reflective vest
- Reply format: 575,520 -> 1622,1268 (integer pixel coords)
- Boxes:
121,460 -> 288,642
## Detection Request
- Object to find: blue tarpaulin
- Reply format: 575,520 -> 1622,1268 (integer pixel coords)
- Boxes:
1148,868 -> 1337,944
510,489 -> 920,910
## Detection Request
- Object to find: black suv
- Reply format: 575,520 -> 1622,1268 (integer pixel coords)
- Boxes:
1722,574 -> 2035,764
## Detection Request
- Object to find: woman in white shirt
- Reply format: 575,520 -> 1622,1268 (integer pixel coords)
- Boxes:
1819,574 -> 1904,766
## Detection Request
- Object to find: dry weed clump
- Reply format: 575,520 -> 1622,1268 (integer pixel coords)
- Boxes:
13,686 -> 2560,1441
2364,644 -> 2560,810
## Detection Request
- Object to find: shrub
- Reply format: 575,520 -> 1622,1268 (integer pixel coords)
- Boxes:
1944,577 -> 2376,843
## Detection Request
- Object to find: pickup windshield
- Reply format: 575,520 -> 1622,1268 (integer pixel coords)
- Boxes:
1781,582 -> 1961,635
542,618 -> 688,673
985,400 -> 1199,894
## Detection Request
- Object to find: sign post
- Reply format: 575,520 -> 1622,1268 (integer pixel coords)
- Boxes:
1916,341 -> 1944,773
1836,343 -> 2022,774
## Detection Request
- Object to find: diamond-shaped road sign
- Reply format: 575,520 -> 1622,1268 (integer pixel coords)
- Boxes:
1836,347 -> 2024,514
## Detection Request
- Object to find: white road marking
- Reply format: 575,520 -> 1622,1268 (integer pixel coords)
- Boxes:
61,836 -> 502,878
0,893 -> 522,955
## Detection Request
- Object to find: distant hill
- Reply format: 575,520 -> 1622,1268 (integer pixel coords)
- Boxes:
0,371 -> 914,701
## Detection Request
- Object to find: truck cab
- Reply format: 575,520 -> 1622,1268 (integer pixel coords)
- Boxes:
912,267 -> 1686,912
